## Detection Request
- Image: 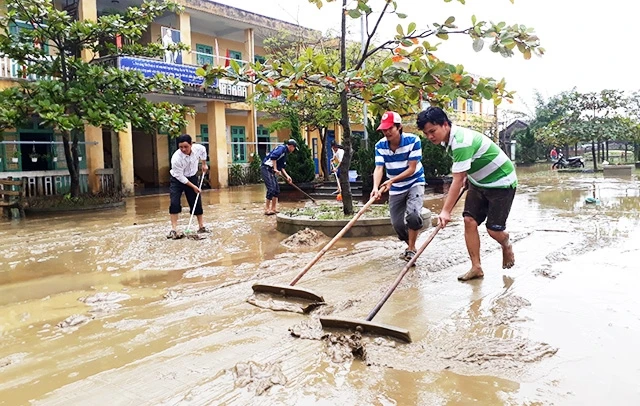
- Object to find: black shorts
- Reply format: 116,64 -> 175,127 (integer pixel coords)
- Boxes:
169,175 -> 203,215
463,182 -> 516,231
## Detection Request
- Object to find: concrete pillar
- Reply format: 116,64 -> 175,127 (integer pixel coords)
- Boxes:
85,126 -> 104,193
78,0 -> 97,60
185,110 -> 197,138
118,123 -> 135,195
177,13 -> 192,65
79,0 -> 103,193
244,29 -> 256,156
207,101 -> 228,188
156,133 -> 170,185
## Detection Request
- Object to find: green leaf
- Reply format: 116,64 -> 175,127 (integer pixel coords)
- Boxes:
396,24 -> 404,36
401,39 -> 414,47
472,15 -> 477,25
472,38 -> 484,52
347,9 -> 362,18
397,13 -> 408,18
436,32 -> 449,40
408,22 -> 416,33
445,16 -> 455,26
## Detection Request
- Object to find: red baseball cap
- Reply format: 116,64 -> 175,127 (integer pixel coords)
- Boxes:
377,111 -> 402,130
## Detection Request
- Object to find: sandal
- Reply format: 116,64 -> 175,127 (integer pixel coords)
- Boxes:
197,227 -> 211,234
167,230 -> 184,240
264,211 -> 275,216
402,250 -> 417,267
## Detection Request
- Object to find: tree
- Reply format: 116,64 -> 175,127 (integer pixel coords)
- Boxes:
284,113 -> 316,183
200,0 -> 543,214
0,0 -> 191,197
514,126 -> 537,164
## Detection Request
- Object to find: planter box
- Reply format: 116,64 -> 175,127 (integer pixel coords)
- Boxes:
276,207 -> 432,238
603,165 -> 634,177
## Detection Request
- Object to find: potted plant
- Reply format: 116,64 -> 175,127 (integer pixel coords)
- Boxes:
12,150 -> 19,163
29,152 -> 39,162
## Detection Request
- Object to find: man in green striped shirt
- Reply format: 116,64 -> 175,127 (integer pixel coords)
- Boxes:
417,107 -> 516,281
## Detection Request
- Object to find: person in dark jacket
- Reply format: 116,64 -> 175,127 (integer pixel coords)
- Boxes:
261,139 -> 298,215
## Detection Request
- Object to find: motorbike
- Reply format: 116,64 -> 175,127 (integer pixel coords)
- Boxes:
552,153 -> 584,169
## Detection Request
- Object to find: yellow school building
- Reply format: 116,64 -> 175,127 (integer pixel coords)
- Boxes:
0,0 -> 360,196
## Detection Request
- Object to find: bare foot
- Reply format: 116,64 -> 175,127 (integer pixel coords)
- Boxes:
502,242 -> 515,269
458,267 -> 484,281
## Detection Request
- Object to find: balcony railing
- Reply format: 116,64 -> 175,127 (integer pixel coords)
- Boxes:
0,56 -> 43,80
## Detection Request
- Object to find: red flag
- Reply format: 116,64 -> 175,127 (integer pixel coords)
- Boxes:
224,49 -> 230,67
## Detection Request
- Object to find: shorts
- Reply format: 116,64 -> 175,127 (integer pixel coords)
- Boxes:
169,175 -> 203,215
388,184 -> 425,242
463,182 -> 516,231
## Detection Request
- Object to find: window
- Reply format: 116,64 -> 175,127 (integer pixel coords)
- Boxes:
257,125 -> 271,159
195,44 -> 213,66
230,126 -> 246,163
254,55 -> 266,64
197,125 -> 210,163
451,98 -> 458,111
467,99 -> 474,112
229,50 -> 242,62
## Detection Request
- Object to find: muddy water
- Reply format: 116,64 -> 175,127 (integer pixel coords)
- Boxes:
1,167 -> 639,405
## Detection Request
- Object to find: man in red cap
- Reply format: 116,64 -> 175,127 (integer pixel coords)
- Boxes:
371,111 -> 425,264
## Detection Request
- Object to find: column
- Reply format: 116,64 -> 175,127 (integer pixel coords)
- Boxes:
79,0 -> 103,193
85,126 -> 104,193
185,109 -> 197,137
118,123 -> 135,195
207,101 -> 228,188
178,13 -> 192,65
79,0 -> 98,60
244,29 -> 256,157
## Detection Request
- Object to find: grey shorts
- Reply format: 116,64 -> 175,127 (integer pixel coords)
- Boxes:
388,184 -> 425,242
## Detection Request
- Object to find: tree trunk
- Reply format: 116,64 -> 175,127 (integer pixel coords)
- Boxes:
338,0 -> 353,215
591,140 -> 598,171
62,130 -> 81,197
574,142 -> 578,156
319,127 -> 329,181
635,142 -> 639,162
605,139 -> 609,161
624,142 -> 628,162
596,141 -> 601,162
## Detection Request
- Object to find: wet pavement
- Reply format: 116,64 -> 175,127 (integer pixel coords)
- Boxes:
1,165 -> 639,405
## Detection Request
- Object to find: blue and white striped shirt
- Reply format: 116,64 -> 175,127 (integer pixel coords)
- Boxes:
375,133 -> 425,195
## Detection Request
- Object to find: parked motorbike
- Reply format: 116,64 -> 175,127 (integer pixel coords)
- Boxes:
552,153 -> 585,169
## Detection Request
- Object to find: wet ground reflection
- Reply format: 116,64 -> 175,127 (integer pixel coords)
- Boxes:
0,164 -> 638,405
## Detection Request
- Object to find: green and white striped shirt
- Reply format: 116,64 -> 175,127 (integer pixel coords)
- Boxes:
445,125 -> 517,188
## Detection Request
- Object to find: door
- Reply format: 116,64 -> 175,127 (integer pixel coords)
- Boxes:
326,130 -> 335,175
132,130 -> 158,187
312,138 -> 319,174
230,126 -> 246,163
195,44 -> 213,66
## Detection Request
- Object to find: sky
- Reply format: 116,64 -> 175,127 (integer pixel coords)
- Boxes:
213,0 -> 636,116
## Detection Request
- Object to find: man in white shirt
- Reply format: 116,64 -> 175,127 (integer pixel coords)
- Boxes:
168,134 -> 209,239
330,141 -> 344,195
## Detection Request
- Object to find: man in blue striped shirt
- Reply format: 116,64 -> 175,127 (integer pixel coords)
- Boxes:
371,111 -> 426,263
